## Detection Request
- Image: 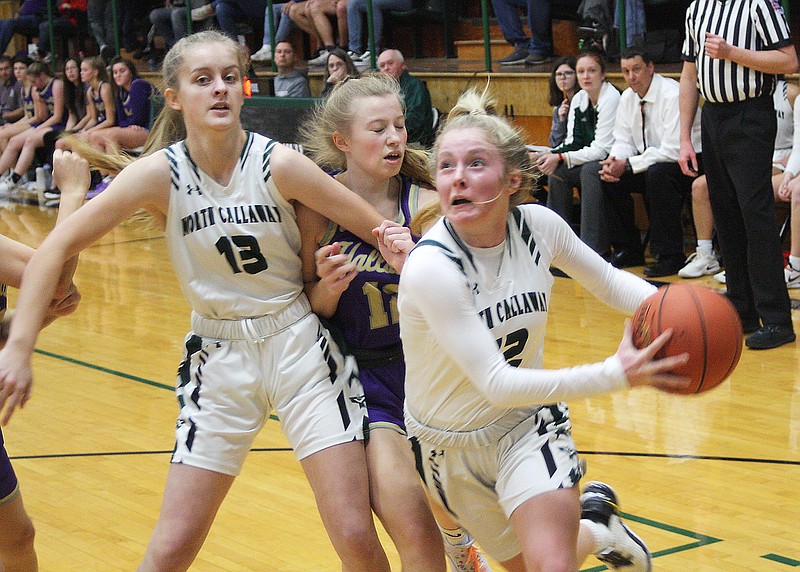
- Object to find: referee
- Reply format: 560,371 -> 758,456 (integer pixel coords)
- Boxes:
679,0 -> 798,350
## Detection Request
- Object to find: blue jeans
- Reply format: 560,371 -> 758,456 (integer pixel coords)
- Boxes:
214,0 -> 267,40
614,0 -> 646,47
262,2 -> 297,46
490,0 -> 552,56
0,15 -> 43,55
347,0 -> 412,54
36,17 -> 77,55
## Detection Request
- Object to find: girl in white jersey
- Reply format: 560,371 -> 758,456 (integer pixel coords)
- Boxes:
0,30 -> 412,571
386,88 -> 690,572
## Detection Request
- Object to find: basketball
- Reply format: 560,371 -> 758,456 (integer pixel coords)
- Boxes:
631,284 -> 743,394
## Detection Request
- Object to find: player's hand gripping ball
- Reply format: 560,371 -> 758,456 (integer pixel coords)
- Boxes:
632,284 -> 743,394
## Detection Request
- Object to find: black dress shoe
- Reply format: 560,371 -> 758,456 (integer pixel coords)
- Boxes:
611,249 -> 645,269
643,256 -> 685,277
741,319 -> 760,334
745,325 -> 796,350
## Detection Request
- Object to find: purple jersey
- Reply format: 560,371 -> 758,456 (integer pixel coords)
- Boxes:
88,81 -> 107,124
38,77 -> 66,130
321,175 -> 422,428
116,78 -> 152,128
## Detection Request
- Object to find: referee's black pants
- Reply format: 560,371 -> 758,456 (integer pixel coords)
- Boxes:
701,96 -> 793,328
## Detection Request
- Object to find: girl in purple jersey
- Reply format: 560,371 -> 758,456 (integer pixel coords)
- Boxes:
57,57 -> 115,151
0,63 -> 65,195
298,74 -> 490,572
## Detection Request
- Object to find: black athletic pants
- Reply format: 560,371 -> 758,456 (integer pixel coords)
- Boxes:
702,96 -> 793,328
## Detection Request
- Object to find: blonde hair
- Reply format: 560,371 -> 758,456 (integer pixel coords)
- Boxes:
299,73 -> 432,187
411,87 -> 537,233
61,30 -> 247,175
431,87 -> 535,206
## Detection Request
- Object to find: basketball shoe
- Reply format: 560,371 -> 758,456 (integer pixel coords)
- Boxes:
443,537 -> 491,572
580,481 -> 652,571
785,263 -> 800,289
678,249 -> 720,278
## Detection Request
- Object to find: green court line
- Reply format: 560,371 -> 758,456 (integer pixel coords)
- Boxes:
32,348 -> 280,422
34,348 -> 174,391
581,512 -> 722,571
762,554 -> 800,566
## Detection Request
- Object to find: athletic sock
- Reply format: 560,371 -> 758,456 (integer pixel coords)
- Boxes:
581,518 -> 610,553
697,240 -> 713,256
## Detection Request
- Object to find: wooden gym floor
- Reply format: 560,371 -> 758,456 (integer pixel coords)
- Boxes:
1,195 -> 798,571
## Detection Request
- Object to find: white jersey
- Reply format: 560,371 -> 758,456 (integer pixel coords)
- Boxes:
164,132 -> 303,320
773,79 -> 793,163
399,204 -> 656,444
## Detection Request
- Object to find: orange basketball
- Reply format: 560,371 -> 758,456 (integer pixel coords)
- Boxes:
631,284 -> 743,394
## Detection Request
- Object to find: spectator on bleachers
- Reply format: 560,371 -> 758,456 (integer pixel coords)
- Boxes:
34,0 -> 87,63
597,47 -> 703,278
150,0 -> 211,54
0,56 -> 23,126
681,79 -> 800,282
493,0 -> 552,66
0,0 -> 48,57
87,0 -> 115,61
0,57 -> 33,152
274,41 -> 311,97
0,62 -> 64,195
212,0 -> 266,43
75,56 -> 115,136
301,0 -> 348,66
534,49 -> 619,258
547,55 -> 577,147
320,47 -> 359,97
377,49 -> 433,146
346,0 -> 410,64
251,0 -> 305,63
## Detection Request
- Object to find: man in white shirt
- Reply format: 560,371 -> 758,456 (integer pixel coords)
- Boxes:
598,47 -> 702,277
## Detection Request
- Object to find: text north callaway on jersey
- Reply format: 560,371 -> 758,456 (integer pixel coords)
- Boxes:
181,204 -> 284,236
478,291 -> 549,329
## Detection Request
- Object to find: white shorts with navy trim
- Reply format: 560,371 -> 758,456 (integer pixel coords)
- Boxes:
171,298 -> 366,476
415,404 -> 581,562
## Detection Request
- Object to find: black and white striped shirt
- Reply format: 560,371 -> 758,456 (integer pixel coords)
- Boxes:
682,0 -> 793,103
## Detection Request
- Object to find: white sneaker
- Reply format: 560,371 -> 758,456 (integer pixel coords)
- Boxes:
580,481 -> 652,571
250,44 -> 272,62
307,49 -> 330,66
678,249 -> 721,278
0,174 -> 19,195
713,270 -> 726,284
785,264 -> 800,289
444,538 -> 491,572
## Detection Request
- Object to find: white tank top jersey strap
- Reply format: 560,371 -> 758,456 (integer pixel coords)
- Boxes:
164,132 -> 304,320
